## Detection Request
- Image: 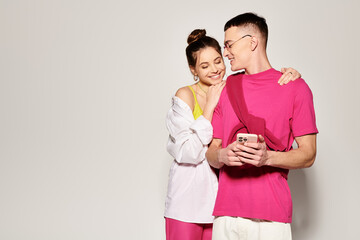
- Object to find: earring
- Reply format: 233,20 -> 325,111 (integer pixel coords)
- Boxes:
193,75 -> 199,81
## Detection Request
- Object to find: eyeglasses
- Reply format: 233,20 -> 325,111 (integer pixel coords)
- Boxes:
223,34 -> 252,50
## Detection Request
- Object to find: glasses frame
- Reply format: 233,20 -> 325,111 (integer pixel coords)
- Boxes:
224,34 -> 252,50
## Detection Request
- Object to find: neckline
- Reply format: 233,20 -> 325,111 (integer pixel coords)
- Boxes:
242,68 -> 276,78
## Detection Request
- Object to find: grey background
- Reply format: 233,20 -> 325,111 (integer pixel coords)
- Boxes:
1,0 -> 359,239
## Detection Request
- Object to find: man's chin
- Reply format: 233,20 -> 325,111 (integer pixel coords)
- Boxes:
231,65 -> 244,72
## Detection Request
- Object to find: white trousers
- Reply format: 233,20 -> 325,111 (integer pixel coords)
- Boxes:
212,216 -> 292,240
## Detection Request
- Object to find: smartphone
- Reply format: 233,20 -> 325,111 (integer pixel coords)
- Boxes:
237,133 -> 258,144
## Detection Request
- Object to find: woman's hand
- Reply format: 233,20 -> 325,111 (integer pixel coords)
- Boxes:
278,67 -> 302,85
206,81 -> 226,110
202,81 -> 226,122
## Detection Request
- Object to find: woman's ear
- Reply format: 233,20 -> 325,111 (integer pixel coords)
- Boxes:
190,66 -> 199,81
189,66 -> 197,77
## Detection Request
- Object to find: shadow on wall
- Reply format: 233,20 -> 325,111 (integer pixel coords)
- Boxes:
288,169 -> 319,240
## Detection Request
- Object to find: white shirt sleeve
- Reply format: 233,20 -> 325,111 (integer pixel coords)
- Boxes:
166,96 -> 213,165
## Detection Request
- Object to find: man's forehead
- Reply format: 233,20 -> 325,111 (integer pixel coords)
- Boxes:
224,26 -> 246,40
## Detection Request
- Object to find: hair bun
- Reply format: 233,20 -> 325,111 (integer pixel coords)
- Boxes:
187,29 -> 206,45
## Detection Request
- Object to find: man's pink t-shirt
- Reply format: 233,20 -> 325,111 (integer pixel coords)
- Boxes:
211,68 -> 318,223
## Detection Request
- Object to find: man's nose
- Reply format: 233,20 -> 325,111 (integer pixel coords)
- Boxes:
223,47 -> 229,58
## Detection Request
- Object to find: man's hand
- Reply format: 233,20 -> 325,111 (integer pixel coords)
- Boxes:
218,141 -> 245,167
236,135 -> 269,167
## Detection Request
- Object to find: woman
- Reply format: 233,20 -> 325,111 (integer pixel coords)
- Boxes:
164,29 -> 300,240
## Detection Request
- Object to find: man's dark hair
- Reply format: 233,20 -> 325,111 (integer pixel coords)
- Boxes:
224,12 -> 268,47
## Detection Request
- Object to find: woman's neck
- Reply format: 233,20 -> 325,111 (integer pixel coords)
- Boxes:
197,81 -> 209,94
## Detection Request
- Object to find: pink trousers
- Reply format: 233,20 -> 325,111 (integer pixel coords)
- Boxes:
165,218 -> 213,240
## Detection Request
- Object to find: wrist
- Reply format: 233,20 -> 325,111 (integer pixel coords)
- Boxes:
217,149 -> 225,166
217,149 -> 222,163
266,150 -> 275,166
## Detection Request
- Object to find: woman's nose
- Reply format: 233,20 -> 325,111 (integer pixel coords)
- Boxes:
211,65 -> 219,73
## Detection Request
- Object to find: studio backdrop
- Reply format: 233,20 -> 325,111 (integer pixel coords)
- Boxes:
0,0 -> 359,239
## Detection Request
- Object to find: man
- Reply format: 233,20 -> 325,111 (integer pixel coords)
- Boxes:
206,13 -> 318,240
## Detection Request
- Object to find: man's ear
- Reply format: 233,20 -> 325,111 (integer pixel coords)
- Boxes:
250,36 -> 258,51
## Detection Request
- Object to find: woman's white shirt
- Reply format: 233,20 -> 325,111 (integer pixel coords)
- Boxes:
164,96 -> 218,223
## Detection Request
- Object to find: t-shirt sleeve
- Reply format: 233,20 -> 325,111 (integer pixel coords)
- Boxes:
291,80 -> 319,137
211,92 -> 224,140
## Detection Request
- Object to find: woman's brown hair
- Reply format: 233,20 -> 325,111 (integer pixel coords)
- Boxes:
185,29 -> 222,68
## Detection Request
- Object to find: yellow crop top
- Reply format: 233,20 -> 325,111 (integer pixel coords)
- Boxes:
188,86 -> 203,120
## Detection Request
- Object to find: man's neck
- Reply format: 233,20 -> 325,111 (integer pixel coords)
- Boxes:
244,52 -> 272,75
